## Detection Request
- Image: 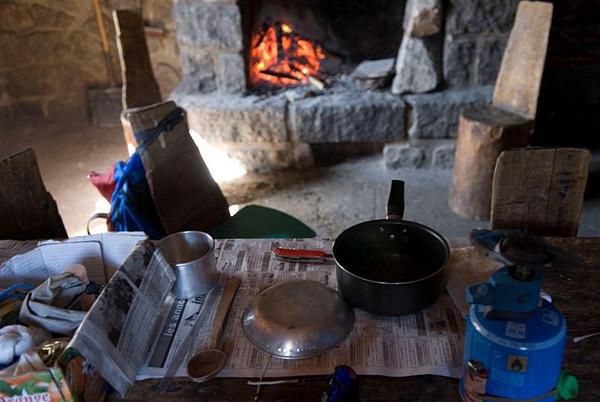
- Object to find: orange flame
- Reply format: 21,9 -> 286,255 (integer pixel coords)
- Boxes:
250,22 -> 325,88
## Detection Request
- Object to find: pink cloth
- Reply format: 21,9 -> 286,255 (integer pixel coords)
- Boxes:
88,164 -> 116,202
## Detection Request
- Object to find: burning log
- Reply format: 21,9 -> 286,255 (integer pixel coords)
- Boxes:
290,64 -> 326,90
249,21 -> 325,88
260,69 -> 301,81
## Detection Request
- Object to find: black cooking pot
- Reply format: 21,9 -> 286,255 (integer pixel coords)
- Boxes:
332,180 -> 450,316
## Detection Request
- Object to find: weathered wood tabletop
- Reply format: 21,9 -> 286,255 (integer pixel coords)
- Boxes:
2,238 -> 598,401
116,237 -> 600,402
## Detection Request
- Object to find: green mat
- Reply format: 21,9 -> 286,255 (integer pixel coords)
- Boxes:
209,204 -> 316,239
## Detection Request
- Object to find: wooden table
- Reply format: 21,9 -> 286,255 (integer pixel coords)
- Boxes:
117,237 -> 600,401
2,238 -> 598,401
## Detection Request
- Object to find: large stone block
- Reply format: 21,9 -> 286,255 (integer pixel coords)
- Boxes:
178,46 -> 217,93
224,142 -> 313,173
351,59 -> 395,90
180,94 -> 288,144
403,0 -> 442,37
289,91 -> 405,143
5,63 -> 81,97
1,32 -> 74,67
446,0 -> 519,35
216,52 -> 246,94
0,2 -> 34,32
408,138 -> 457,169
443,36 -> 475,87
383,143 -> 426,169
405,86 -> 493,139
174,0 -> 242,50
476,35 -> 508,85
29,3 -> 76,29
432,144 -> 456,169
392,34 -> 442,94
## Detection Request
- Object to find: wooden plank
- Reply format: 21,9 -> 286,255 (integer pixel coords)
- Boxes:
0,149 -> 67,240
492,1 -> 553,119
113,9 -> 161,109
491,147 -> 590,236
125,101 -> 231,234
448,106 -> 531,220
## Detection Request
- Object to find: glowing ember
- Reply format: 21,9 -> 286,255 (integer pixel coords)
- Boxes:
250,21 -> 325,88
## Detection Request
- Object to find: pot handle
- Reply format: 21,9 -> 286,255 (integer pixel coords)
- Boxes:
386,180 -> 405,220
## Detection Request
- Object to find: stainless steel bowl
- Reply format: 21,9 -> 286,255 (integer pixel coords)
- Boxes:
157,231 -> 218,299
241,280 -> 355,359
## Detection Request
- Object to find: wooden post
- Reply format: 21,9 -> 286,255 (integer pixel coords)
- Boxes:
448,107 -> 531,220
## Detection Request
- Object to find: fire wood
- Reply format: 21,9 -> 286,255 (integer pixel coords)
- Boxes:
275,22 -> 284,64
289,64 -> 327,90
260,69 -> 300,81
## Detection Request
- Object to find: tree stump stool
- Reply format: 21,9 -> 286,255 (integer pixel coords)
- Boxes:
448,107 -> 531,219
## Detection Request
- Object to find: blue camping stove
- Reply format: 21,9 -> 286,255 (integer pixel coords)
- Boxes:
460,230 -> 567,402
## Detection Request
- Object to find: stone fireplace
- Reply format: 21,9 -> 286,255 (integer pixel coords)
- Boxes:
171,0 -> 518,172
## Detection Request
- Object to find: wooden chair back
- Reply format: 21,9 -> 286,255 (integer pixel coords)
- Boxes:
491,147 -> 591,237
0,149 -> 68,240
492,1 -> 553,120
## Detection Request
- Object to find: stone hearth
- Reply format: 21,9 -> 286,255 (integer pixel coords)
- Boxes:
171,0 -> 519,172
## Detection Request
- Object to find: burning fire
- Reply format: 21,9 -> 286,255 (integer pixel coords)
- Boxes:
250,21 -> 325,88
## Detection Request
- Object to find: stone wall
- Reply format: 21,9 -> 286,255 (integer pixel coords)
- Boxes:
0,0 -> 180,122
443,0 -> 519,87
173,0 -> 520,171
172,0 -> 245,95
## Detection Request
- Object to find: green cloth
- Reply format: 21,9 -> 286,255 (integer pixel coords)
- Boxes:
210,204 -> 316,239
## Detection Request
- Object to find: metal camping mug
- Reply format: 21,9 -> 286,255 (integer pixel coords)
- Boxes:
157,231 -> 218,299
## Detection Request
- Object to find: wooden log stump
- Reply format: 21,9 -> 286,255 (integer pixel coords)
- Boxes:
491,147 -> 591,236
448,106 -> 531,220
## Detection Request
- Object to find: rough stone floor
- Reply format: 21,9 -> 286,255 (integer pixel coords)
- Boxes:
2,122 -> 599,240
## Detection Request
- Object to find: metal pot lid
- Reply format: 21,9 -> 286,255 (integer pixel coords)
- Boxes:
241,280 -> 355,360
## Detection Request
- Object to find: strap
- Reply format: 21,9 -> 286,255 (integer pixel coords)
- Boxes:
87,212 -> 109,235
134,107 -> 185,152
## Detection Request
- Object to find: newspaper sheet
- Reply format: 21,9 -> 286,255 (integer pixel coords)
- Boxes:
139,239 -> 464,380
0,232 -> 146,287
67,240 -> 176,397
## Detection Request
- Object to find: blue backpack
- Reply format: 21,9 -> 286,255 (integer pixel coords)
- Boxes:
108,107 -> 185,239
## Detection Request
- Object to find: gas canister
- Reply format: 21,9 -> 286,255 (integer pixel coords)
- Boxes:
460,230 -> 568,402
